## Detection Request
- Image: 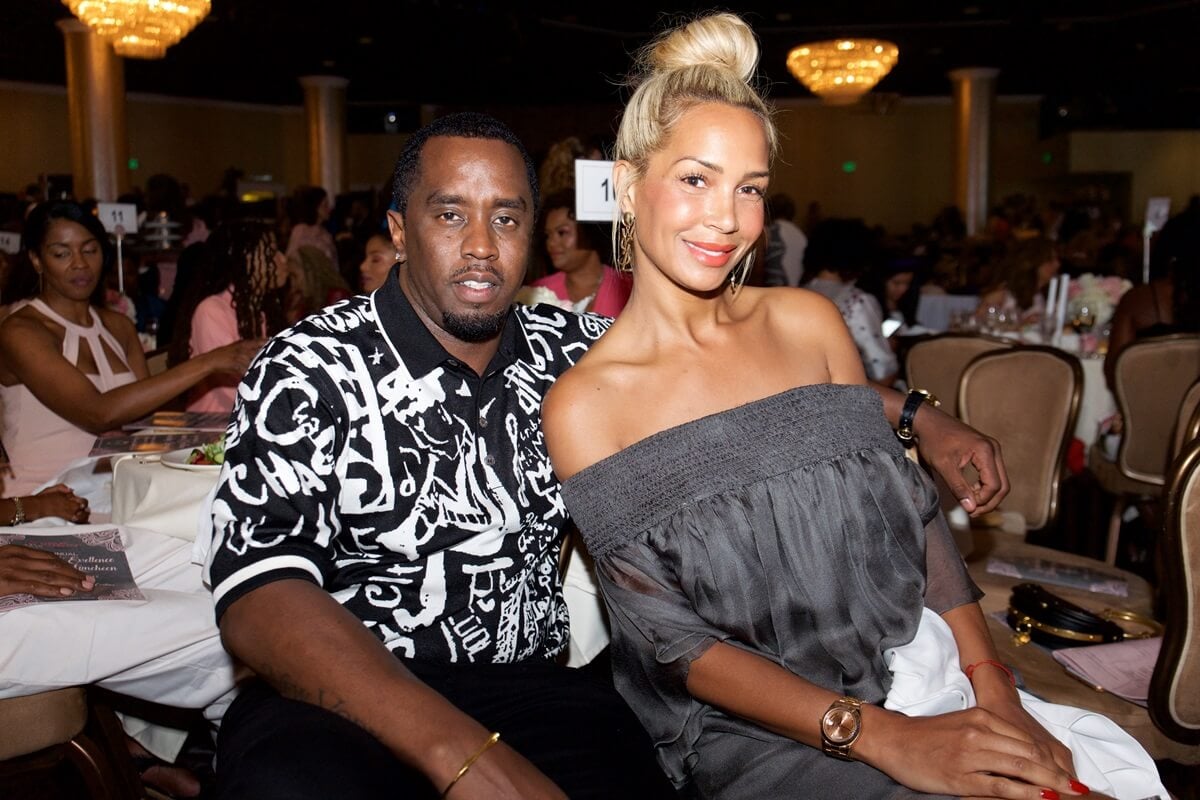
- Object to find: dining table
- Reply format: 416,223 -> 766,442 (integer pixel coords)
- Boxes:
965,526 -> 1198,764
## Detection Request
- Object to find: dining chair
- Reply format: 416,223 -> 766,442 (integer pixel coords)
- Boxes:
905,332 -> 1014,418
1149,434 -> 1200,746
958,345 -> 1082,532
1170,378 -> 1200,466
1089,334 -> 1200,564
0,687 -> 141,799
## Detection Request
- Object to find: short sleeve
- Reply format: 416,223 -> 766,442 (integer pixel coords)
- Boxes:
204,343 -> 345,621
922,510 -> 983,614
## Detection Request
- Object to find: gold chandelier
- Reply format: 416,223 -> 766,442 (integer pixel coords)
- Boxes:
786,39 -> 899,105
63,0 -> 211,59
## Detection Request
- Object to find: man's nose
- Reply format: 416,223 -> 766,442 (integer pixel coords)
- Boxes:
462,218 -> 499,260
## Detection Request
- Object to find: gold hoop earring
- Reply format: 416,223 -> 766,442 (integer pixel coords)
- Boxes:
729,251 -> 755,295
616,212 -> 636,272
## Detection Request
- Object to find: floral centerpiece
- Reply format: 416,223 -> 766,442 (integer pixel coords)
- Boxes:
1066,273 -> 1131,329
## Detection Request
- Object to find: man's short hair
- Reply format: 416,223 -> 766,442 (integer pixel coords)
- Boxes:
390,112 -> 539,218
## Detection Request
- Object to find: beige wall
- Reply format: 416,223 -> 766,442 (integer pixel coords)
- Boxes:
1070,130 -> 1200,221
3,80 -> 1195,230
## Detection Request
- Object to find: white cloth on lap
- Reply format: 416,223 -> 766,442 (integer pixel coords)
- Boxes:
885,607 -> 1167,800
0,523 -> 237,760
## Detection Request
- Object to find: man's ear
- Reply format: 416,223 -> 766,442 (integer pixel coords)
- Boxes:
612,161 -> 637,216
386,209 -> 407,260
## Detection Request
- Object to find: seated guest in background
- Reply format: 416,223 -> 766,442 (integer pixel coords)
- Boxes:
359,230 -> 398,293
0,484 -> 89,526
1105,200 -> 1200,390
544,13 -> 1157,798
284,245 -> 353,323
763,193 -> 807,287
857,255 -> 921,338
534,189 -> 631,316
0,202 -> 260,496
973,235 -> 1060,326
285,185 -> 337,265
803,218 -> 900,386
168,220 -> 284,414
205,112 -> 673,800
0,523 -> 240,799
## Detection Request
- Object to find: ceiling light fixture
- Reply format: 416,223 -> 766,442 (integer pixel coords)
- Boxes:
62,0 -> 211,59
786,39 -> 899,105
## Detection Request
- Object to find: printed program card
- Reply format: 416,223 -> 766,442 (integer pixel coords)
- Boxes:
0,529 -> 143,611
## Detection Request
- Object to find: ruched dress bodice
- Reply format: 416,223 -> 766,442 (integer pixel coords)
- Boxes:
562,384 -> 978,798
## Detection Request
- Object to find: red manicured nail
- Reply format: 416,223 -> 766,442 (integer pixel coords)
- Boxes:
1069,780 -> 1090,795
1041,791 -> 1060,800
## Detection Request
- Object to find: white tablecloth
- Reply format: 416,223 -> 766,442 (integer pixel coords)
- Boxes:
916,293 -> 980,332
111,455 -> 221,542
1076,357 -> 1117,448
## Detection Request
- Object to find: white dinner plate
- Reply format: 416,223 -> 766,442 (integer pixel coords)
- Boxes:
160,447 -> 223,472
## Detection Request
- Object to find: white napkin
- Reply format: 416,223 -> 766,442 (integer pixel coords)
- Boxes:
885,607 -> 1168,800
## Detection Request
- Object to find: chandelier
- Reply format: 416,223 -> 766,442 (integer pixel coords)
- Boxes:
63,0 -> 211,59
786,39 -> 899,105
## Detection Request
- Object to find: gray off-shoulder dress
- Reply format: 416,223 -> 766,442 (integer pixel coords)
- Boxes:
562,384 -> 981,799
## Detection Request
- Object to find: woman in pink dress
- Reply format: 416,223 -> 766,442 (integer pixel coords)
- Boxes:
534,190 -> 632,317
169,220 -> 287,413
0,202 -> 260,495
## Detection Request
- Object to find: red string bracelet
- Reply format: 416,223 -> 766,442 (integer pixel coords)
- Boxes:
965,659 -> 1016,686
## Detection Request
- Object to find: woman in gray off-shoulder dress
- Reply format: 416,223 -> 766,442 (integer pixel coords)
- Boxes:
542,12 -> 1087,800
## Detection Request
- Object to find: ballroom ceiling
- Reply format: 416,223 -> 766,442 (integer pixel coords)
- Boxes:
3,1 -> 1199,131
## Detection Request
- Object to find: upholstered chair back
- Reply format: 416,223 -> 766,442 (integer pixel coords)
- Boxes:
1150,435 -> 1200,744
906,333 -> 1014,418
1113,335 -> 1200,485
958,346 -> 1081,531
1170,379 -> 1200,467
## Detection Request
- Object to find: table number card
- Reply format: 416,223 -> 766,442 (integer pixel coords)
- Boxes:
0,232 -> 20,255
96,202 -> 139,236
574,159 -> 616,222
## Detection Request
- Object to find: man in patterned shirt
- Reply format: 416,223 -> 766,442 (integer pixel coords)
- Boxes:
205,113 -> 671,799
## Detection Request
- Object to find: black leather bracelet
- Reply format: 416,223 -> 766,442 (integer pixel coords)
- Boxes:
896,389 -> 939,444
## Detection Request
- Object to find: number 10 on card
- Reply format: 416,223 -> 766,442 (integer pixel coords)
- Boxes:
574,160 -> 616,223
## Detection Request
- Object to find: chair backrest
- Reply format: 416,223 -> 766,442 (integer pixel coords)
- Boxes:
1149,435 -> 1200,744
905,333 -> 1014,418
959,346 -> 1082,531
1170,379 -> 1200,466
1114,334 -> 1200,485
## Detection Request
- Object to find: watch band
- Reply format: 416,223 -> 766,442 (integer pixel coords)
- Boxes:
819,696 -> 863,760
896,389 -> 940,444
9,496 -> 26,526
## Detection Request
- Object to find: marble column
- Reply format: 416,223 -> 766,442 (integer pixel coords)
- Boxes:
57,18 -> 130,202
948,67 -> 999,237
299,75 -> 349,197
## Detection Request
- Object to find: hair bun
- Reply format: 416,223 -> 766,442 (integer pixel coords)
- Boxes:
644,12 -> 759,84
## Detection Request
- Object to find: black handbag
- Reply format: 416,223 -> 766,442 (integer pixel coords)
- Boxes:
1005,582 -> 1160,649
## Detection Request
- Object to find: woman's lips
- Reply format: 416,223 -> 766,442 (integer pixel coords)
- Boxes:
684,240 -> 737,268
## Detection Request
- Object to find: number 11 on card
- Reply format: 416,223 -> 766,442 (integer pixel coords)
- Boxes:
574,160 -> 616,222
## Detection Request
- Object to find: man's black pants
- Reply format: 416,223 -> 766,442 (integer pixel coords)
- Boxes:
215,657 -> 676,799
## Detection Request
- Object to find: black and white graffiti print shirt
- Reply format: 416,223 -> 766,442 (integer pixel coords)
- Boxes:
205,274 -> 610,664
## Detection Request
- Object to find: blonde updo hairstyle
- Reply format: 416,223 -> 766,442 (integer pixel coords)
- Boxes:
613,13 -> 777,225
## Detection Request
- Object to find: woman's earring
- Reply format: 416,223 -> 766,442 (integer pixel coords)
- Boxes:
616,212 -> 636,272
729,251 -> 755,295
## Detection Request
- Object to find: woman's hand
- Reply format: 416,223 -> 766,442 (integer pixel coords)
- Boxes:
206,339 -> 266,376
26,484 -> 90,523
0,544 -> 95,597
913,405 -> 1010,516
974,683 -> 1076,778
863,705 -> 1083,799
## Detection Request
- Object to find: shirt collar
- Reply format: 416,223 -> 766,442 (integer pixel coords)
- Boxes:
373,265 -> 524,379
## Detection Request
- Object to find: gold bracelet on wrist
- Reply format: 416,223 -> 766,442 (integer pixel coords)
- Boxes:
441,731 -> 500,799
9,496 -> 26,526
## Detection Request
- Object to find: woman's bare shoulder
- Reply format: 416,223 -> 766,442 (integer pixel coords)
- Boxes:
542,348 -> 635,482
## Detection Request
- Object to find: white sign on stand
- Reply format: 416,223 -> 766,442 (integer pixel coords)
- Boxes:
96,203 -> 139,236
574,160 -> 616,222
1143,197 -> 1171,284
0,232 -> 20,255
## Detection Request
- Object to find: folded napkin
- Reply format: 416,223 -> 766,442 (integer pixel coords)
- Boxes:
884,607 -> 1167,800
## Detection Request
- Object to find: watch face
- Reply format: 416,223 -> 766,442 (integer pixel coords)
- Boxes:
822,707 -> 859,744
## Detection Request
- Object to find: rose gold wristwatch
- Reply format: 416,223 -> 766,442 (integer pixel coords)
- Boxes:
819,696 -> 862,760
